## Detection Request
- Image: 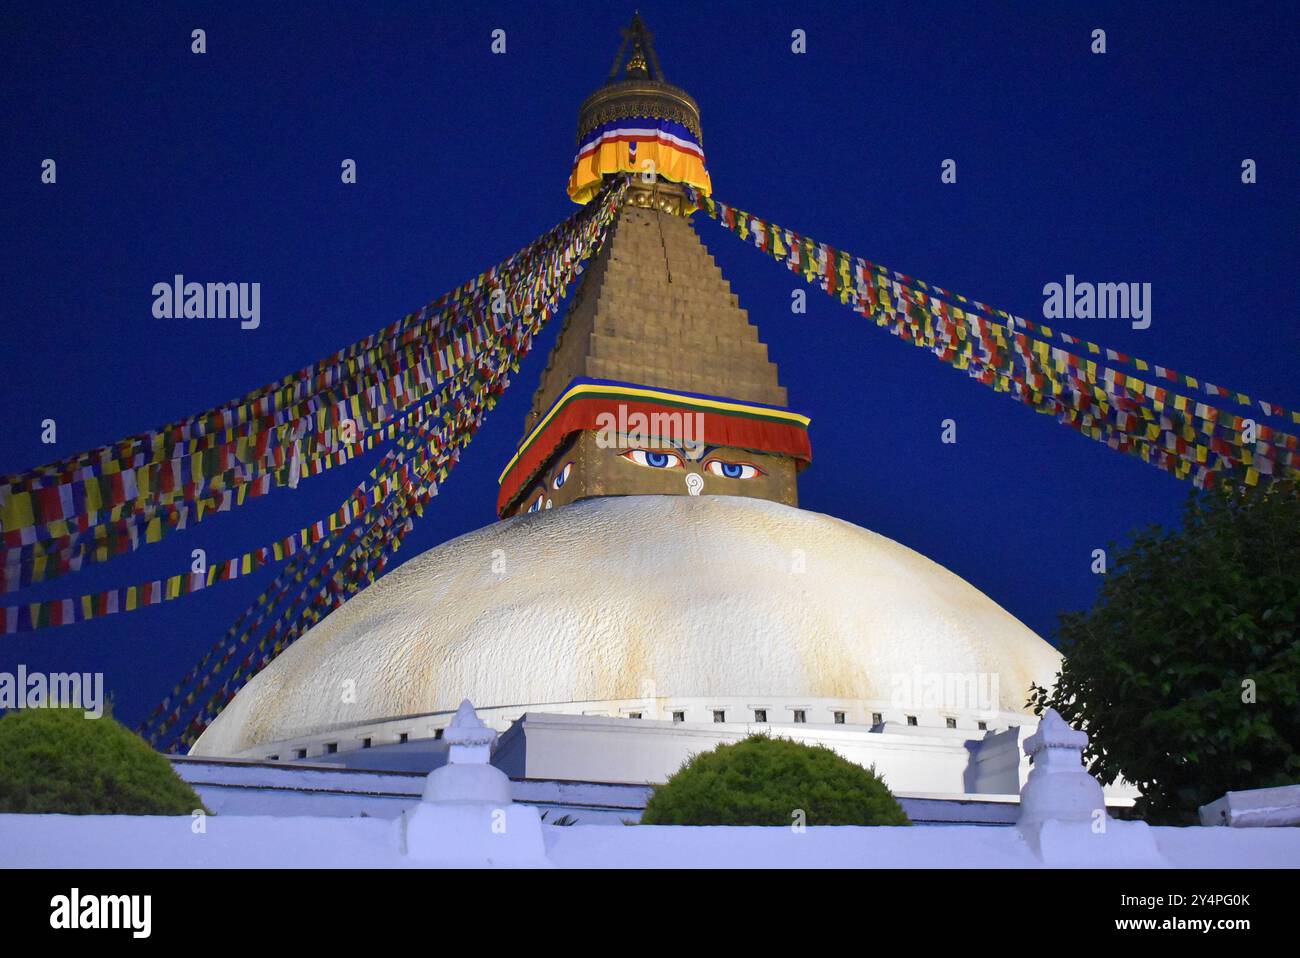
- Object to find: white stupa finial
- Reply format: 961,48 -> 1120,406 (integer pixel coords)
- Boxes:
1017,709 -> 1104,827
1015,709 -> 1164,865
1023,707 -> 1089,757
444,699 -> 496,763
404,695 -> 549,865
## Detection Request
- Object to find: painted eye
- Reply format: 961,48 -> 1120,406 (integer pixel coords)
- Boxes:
526,493 -> 544,513
552,462 -> 573,489
622,449 -> 684,469
704,459 -> 763,479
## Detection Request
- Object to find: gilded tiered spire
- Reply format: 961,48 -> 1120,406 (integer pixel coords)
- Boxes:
499,17 -> 811,517
526,209 -> 788,427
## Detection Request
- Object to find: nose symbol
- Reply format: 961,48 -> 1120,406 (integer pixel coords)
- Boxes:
685,473 -> 704,496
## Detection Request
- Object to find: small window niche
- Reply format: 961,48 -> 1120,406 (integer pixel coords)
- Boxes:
672,711 -> 685,723
753,709 -> 768,723
833,711 -> 846,725
792,709 -> 806,723
712,710 -> 726,723
906,715 -> 918,726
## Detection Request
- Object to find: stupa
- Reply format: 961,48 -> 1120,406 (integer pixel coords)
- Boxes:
190,17 -> 1064,796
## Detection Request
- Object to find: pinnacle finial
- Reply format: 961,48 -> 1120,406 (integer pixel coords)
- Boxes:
1023,708 -> 1089,756
607,12 -> 664,83
444,698 -> 496,751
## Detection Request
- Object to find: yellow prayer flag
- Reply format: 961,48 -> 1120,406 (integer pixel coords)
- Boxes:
1,491 -> 35,530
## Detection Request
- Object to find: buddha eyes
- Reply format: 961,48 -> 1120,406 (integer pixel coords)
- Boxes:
619,449 -> 763,480
622,449 -> 684,469
552,462 -> 573,489
704,459 -> 762,479
526,492 -> 544,513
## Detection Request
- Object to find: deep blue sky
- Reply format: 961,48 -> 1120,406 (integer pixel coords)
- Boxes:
2,2 -> 1297,728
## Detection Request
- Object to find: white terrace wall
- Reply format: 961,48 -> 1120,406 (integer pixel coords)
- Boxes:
4,814 -> 1299,869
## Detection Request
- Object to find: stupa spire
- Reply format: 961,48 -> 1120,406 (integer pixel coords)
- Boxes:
497,17 -> 812,518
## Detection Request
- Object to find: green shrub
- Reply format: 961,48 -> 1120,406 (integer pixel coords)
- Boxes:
641,735 -> 910,826
0,707 -> 205,815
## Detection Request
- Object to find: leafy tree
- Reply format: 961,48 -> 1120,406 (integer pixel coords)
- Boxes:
641,734 -> 910,826
0,706 -> 206,815
1029,480 -> 1300,824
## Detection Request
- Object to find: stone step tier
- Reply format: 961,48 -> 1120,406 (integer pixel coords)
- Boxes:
525,204 -> 790,440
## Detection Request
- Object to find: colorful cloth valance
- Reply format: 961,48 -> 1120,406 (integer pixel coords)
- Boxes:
567,117 -> 711,205
497,378 -> 811,514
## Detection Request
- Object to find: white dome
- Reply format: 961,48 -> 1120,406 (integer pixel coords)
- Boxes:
191,496 -> 1061,756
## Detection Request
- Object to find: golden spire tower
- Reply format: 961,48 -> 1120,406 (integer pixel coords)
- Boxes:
498,15 -> 812,517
